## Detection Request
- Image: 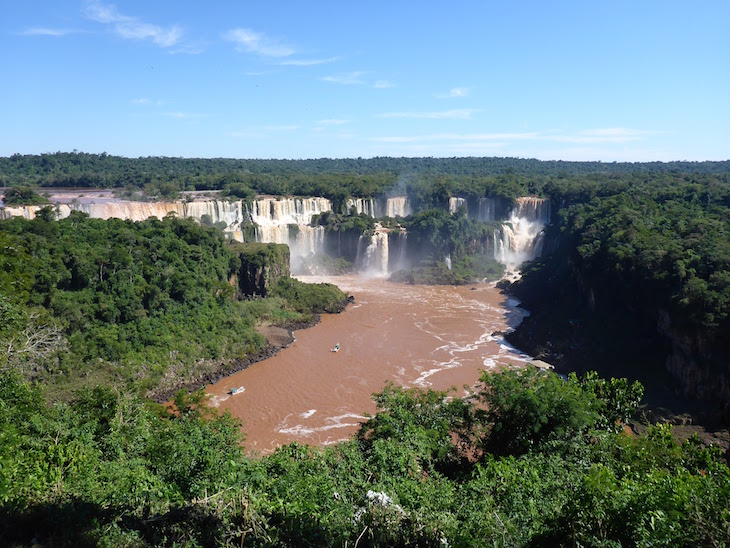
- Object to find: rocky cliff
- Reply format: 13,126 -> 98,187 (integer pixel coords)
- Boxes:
228,242 -> 290,297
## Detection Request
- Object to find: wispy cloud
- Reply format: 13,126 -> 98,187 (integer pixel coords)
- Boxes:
579,127 -> 659,138
224,28 -> 295,57
369,127 -> 662,158
320,71 -> 368,85
131,98 -> 164,107
378,109 -> 481,120
263,125 -> 299,131
370,132 -> 539,143
374,80 -> 395,89
20,27 -> 81,37
84,0 -> 183,48
279,56 -> 340,66
436,87 -> 473,98
161,111 -> 208,120
545,128 -> 659,144
314,119 -> 350,132
230,125 -> 299,139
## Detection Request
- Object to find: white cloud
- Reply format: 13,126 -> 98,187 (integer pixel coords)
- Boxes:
370,132 -> 539,143
317,119 -> 349,126
224,28 -> 295,57
542,128 -> 660,144
579,127 -> 656,137
20,27 -> 80,37
131,98 -> 164,107
374,80 -> 395,89
263,125 -> 299,131
368,127 -> 667,160
437,87 -> 472,98
161,111 -> 207,119
377,109 -> 481,120
84,0 -> 183,48
229,125 -> 299,139
279,56 -> 340,66
546,135 -> 643,144
320,71 -> 368,85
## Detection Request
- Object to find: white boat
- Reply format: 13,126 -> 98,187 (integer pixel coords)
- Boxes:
228,386 -> 245,395
331,343 -> 341,353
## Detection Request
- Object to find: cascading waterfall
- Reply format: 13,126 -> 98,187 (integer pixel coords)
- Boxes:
449,197 -> 468,215
388,230 -> 409,273
346,198 -> 376,217
247,197 -> 331,264
376,196 -> 412,218
1,200 -> 248,239
494,197 -> 550,266
342,196 -> 412,219
356,223 -> 390,276
476,197 -> 497,222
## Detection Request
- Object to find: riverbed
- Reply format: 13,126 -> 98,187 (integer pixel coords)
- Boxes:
208,275 -> 532,454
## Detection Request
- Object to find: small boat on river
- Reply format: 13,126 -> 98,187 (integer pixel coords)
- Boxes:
228,386 -> 245,395
331,343 -> 341,353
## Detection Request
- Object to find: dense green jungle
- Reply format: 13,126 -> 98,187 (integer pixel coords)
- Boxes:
2,154 -> 730,546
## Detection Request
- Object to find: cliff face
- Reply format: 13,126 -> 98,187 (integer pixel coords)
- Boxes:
657,310 -> 730,419
508,245 -> 730,422
228,242 -> 290,297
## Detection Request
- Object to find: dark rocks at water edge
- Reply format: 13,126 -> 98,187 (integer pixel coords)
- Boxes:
148,296 -> 355,403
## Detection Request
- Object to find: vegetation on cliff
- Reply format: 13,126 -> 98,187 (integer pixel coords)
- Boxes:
390,253 -> 504,285
1,186 -> 49,206
2,366 -> 728,546
506,173 -> 730,414
0,212 -> 347,399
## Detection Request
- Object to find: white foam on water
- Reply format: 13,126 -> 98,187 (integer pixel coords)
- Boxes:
277,412 -> 367,438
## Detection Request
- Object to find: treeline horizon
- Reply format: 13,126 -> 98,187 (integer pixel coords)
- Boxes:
2,151 -> 730,187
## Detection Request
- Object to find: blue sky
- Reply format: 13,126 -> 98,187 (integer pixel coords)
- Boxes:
3,1 -> 729,161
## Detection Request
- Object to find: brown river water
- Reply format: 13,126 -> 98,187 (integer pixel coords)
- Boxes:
207,275 -> 532,455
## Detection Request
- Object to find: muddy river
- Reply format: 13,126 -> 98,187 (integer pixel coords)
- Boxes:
208,275 -> 532,454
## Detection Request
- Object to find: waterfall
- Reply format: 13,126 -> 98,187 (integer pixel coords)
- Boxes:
346,198 -> 376,217
1,200 -> 248,239
0,205 -> 41,220
376,196 -> 412,218
448,197 -> 468,215
388,230 -> 409,273
248,197 -> 331,227
183,200 -> 247,231
476,198 -> 497,222
343,196 -> 413,219
246,197 -> 332,271
356,224 -> 390,276
494,197 -> 550,267
513,196 -> 550,223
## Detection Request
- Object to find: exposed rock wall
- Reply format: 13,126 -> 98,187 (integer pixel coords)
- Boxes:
228,242 -> 290,297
